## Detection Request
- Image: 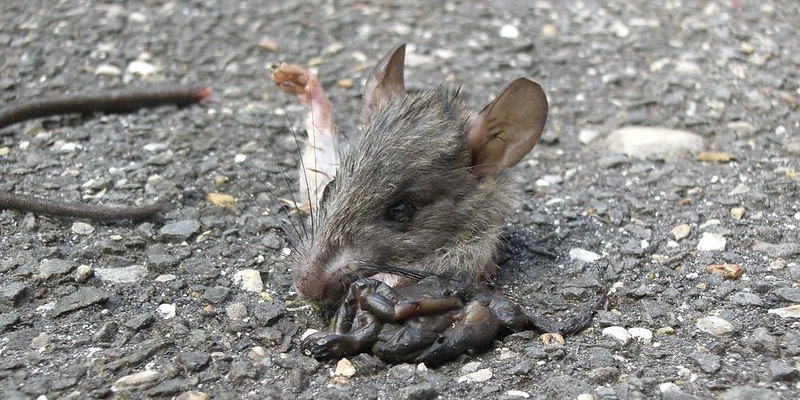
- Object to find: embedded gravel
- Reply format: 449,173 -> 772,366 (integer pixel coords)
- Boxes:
1,0 -> 799,399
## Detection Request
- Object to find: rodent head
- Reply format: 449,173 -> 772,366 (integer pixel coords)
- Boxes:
294,44 -> 549,308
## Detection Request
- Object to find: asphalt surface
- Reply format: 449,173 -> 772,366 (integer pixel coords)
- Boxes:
1,0 -> 799,399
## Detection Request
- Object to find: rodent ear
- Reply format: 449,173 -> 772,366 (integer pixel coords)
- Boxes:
361,43 -> 407,124
467,78 -> 548,177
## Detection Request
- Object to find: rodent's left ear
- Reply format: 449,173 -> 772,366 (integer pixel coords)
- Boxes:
467,78 -> 548,177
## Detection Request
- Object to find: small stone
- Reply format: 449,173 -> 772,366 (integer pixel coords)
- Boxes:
253,302 -> 285,326
30,332 -> 50,350
506,390 -> 530,398
696,316 -> 734,335
39,259 -> 77,279
127,60 -> 159,76
51,287 -> 109,317
697,232 -> 726,251
659,382 -> 684,396
772,287 -> 800,303
670,224 -> 691,241
540,24 -> 558,37
768,305 -> 800,318
720,386 -> 782,400
729,183 -> 749,195
1,282 -> 28,306
158,220 -> 201,241
74,265 -> 93,282
604,127 -> 704,160
112,370 -> 161,390
769,258 -> 787,270
602,326 -> 631,345
225,303 -> 247,320
768,360 -> 799,382
398,382 -> 437,400
461,361 -> 482,373
94,321 -> 119,342
657,327 -> 676,335
157,303 -> 177,319
175,391 -> 210,400
696,151 -> 736,163
753,241 -> 800,258
706,263 -> 743,280
499,25 -> 519,39
627,327 -> 653,344
95,265 -> 148,283
335,358 -> 356,377
71,221 -> 95,235
95,64 -> 122,76
457,368 -> 492,383
730,207 -> 746,220
747,327 -> 781,356
690,352 -> 721,373
176,352 -> 211,372
232,270 -> 264,293
576,395 -> 595,400
731,292 -> 763,307
578,129 -> 600,144
569,248 -> 602,262
205,192 -> 236,208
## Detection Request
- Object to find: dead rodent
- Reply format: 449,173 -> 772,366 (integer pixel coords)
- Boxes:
294,44 -> 549,308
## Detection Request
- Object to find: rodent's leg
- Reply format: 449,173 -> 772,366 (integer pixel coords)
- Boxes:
302,278 -> 389,359
371,324 -> 444,364
302,309 -> 383,360
328,278 -> 383,334
361,283 -> 464,322
525,292 -> 609,336
400,301 -> 505,366
271,63 -> 337,211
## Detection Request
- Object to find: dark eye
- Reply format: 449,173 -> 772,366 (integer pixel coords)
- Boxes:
386,199 -> 414,223
319,179 -> 335,207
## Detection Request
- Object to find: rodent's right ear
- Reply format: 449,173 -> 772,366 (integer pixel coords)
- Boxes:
361,43 -> 407,124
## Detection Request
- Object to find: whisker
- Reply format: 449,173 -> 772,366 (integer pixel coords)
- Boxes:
273,91 -> 315,242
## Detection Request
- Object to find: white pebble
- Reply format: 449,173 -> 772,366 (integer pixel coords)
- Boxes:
112,370 -> 161,391
659,382 -> 683,394
127,60 -> 159,76
499,24 -> 520,39
95,265 -> 148,283
233,269 -> 264,293
71,221 -> 95,235
95,64 -> 122,76
335,358 -> 356,377
696,316 -> 733,335
628,327 -> 653,344
696,232 -> 726,251
74,264 -> 93,282
157,303 -> 177,319
506,390 -> 530,398
569,248 -> 602,262
602,326 -> 631,345
154,274 -> 177,282
670,224 -> 691,241
578,129 -> 600,144
225,303 -> 247,320
604,127 -> 704,161
768,305 -> 800,318
457,368 -> 492,383
461,361 -> 482,373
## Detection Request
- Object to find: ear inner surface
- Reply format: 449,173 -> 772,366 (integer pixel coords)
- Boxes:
467,78 -> 548,177
360,43 -> 407,124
